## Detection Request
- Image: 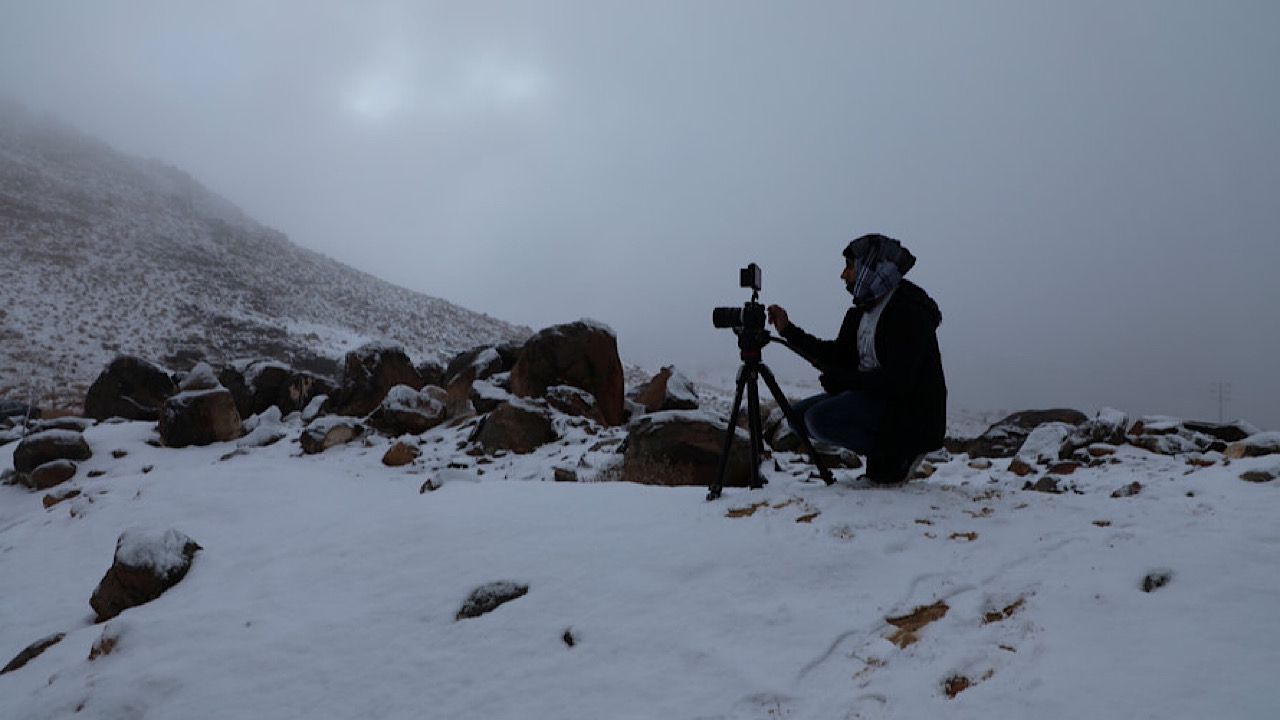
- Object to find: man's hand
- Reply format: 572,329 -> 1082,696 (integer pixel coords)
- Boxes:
767,305 -> 790,333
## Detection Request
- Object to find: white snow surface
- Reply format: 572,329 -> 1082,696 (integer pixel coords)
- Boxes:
114,527 -> 197,574
3,415 -> 1280,719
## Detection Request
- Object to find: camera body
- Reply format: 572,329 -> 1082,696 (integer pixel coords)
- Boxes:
712,263 -> 770,352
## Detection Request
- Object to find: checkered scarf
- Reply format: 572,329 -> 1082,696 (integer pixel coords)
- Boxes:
844,234 -> 915,309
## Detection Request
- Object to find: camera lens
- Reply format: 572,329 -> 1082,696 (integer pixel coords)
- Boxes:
712,307 -> 743,328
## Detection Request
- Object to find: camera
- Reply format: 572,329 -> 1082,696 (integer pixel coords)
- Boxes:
712,263 -> 766,331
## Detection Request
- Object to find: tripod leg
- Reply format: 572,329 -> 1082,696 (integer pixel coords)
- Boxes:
707,367 -> 748,501
758,364 -> 836,486
745,368 -> 766,489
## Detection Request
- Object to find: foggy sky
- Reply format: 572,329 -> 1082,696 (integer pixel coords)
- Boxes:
3,1 -> 1278,428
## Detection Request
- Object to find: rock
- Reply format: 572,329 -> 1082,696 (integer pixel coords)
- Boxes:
158,388 -> 243,448
31,417 -> 93,433
1224,432 -> 1280,459
237,407 -> 288,448
326,343 -> 423,417
220,361 -> 335,419
89,528 -> 202,622
1059,408 -> 1129,459
1240,467 -> 1278,483
545,384 -> 602,421
1087,443 -> 1117,457
13,429 -> 93,473
416,357 -> 447,388
1183,419 -> 1259,444
629,365 -> 699,413
1111,481 -> 1143,498
300,417 -> 365,454
455,581 -> 529,620
965,409 -> 1088,459
1129,416 -> 1183,436
1141,571 -> 1172,593
968,458 -> 993,470
368,385 -> 448,436
83,355 -> 177,421
178,362 -> 221,391
509,320 -> 626,426
554,467 -> 578,482
622,410 -> 753,487
472,401 -> 558,454
444,345 -> 510,386
26,459 -> 78,490
382,441 -> 420,467
0,398 -> 40,421
1007,459 -> 1035,477
1023,476 -> 1064,494
470,380 -> 511,414
1046,461 -> 1081,475
1,633 -> 65,675
1015,422 -> 1076,465
43,488 -> 82,508
1132,432 -> 1206,456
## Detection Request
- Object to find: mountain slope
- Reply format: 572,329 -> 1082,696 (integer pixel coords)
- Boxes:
0,99 -> 527,403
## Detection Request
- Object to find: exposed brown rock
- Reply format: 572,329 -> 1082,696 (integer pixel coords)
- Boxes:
26,459 -> 78,490
886,600 -> 948,648
368,385 -> 448,436
1111,481 -> 1143,498
326,344 -> 423,417
471,401 -> 558,454
13,430 -> 92,473
90,528 -> 202,622
1,633 -> 65,675
382,441 -> 420,467
300,417 -> 365,454
158,388 -> 243,448
83,355 -> 177,421
1007,459 -> 1035,477
509,321 -> 626,426
622,410 -> 752,487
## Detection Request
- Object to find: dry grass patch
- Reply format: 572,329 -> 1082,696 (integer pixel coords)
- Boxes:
886,600 -> 949,648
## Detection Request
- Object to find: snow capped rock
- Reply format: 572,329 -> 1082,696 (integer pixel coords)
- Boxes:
114,528 -> 201,576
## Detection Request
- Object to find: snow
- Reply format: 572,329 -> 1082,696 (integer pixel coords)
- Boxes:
382,385 -> 445,417
14,429 -> 83,447
301,395 -> 327,422
576,317 -> 617,337
114,527 -> 198,575
665,366 -> 699,405
178,362 -> 220,391
3,415 -> 1280,719
238,407 -> 285,448
1014,422 -> 1073,464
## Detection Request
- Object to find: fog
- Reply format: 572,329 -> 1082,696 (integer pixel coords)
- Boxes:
3,1 -> 1277,428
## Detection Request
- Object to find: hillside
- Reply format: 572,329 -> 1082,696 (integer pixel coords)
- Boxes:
0,99 -> 527,404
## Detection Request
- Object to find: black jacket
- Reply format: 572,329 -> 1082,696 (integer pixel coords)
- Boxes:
781,279 -> 946,463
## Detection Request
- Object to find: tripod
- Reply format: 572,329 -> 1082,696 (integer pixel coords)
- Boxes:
707,314 -> 836,501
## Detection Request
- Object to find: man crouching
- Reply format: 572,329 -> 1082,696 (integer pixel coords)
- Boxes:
768,233 -> 946,485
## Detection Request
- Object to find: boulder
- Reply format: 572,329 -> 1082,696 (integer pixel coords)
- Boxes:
471,401 -> 558,454
630,365 -> 699,413
382,441 -> 420,467
326,343 -> 423,417
178,362 -> 221,391
300,417 -> 365,454
1128,416 -> 1183,436
0,398 -> 40,421
1058,408 -> 1129,459
509,320 -> 626,426
1224,432 -> 1280,459
26,459 -> 78,490
83,355 -> 176,421
965,409 -> 1088,459
219,361 -> 335,419
416,357 -> 447,388
13,429 -> 93,473
444,345 -> 510,386
470,380 -> 512,414
545,384 -> 602,421
368,385 -> 448,436
89,528 -> 202,622
1183,419 -> 1259,444
622,410 -> 753,487
159,388 -> 243,448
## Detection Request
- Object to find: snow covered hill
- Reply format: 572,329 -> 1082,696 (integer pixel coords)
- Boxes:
2,412 -> 1279,719
0,99 -> 527,405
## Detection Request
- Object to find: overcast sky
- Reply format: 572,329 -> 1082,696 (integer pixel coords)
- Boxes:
3,1 -> 1278,428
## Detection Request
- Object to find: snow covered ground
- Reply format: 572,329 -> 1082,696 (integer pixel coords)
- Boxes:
3,415 -> 1279,719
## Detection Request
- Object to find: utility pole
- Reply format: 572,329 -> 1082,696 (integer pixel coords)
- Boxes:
1209,381 -> 1232,423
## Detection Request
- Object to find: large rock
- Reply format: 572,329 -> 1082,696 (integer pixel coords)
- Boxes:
1225,432 -> 1280,459
1185,420 -> 1262,444
509,321 -> 626,426
26,459 -> 78,490
443,345 -> 515,417
13,429 -> 92,473
83,355 -> 176,421
159,388 -> 243,448
90,528 -> 202,622
965,409 -> 1088,459
630,365 -> 699,413
300,416 -> 365,454
545,384 -> 602,422
368,385 -> 448,436
326,343 -> 423,417
472,401 -> 558,454
219,361 -> 335,419
622,410 -> 753,487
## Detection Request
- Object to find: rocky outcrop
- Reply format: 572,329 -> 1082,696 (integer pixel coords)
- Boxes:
965,409 -> 1088,459
471,401 -> 558,454
13,429 -> 92,473
83,355 -> 177,421
630,365 -> 699,413
545,384 -> 602,421
158,388 -> 243,448
326,343 -> 423,417
368,385 -> 448,436
89,528 -> 202,622
219,360 -> 335,418
509,321 -> 626,426
622,410 -> 753,487
300,416 -> 365,454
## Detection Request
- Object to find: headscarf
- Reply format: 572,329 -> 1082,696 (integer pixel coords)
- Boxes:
843,233 -> 916,309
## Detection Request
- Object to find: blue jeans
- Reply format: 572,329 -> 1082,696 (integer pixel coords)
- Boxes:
789,390 -> 886,454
